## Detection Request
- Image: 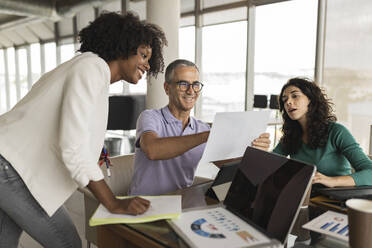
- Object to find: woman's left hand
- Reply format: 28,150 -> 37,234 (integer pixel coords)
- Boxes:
313,172 -> 356,187
313,172 -> 335,187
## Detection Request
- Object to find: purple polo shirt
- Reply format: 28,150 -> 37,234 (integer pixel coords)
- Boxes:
129,106 -> 210,195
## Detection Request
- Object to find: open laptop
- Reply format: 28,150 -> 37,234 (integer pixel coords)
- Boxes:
169,147 -> 316,248
205,159 -> 241,201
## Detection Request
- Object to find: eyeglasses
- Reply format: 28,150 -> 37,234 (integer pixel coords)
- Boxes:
175,80 -> 204,92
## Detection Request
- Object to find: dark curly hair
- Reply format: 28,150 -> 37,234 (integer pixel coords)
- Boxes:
278,77 -> 337,154
78,11 -> 167,77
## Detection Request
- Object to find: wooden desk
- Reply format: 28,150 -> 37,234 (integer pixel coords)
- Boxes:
97,181 -> 216,248
96,182 -> 342,248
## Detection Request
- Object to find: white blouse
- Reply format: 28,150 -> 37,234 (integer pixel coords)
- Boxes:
0,52 -> 110,216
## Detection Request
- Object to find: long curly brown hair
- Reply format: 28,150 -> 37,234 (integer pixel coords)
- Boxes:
78,11 -> 167,77
278,78 -> 337,154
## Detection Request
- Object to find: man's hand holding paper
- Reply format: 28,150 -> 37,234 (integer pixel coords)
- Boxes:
195,111 -> 271,178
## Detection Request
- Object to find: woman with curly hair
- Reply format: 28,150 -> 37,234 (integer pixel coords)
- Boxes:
273,77 -> 372,188
0,12 -> 166,247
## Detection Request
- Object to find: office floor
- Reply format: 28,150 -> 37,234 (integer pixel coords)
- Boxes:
18,191 -> 97,248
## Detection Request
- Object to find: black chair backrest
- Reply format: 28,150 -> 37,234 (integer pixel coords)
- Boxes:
107,95 -> 146,130
269,94 -> 279,110
253,95 -> 268,108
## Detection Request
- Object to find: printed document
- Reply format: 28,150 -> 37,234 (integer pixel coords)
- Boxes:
169,207 -> 275,248
195,111 -> 270,178
303,211 -> 348,242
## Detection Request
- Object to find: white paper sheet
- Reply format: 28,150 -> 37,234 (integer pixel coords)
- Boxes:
198,111 -> 270,166
302,211 -> 348,242
170,207 -> 273,248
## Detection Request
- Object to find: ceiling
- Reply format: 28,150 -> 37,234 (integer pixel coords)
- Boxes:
0,0 -> 142,49
0,0 -> 286,49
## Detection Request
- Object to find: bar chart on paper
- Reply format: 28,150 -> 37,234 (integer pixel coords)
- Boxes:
303,211 -> 348,242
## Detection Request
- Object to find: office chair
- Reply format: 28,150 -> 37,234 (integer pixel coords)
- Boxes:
107,95 -> 146,131
269,94 -> 279,110
105,94 -> 146,155
253,95 -> 268,108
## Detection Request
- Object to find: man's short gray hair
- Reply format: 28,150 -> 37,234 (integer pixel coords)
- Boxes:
165,59 -> 199,83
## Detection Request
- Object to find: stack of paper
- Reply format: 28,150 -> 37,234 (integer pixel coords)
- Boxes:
89,195 -> 181,226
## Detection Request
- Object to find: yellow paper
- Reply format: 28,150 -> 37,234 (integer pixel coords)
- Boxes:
89,195 -> 181,226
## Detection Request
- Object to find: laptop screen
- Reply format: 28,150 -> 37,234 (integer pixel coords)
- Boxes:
211,160 -> 241,187
224,147 -> 315,244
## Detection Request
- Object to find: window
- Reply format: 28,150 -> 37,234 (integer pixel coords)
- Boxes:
44,42 -> 56,72
17,48 -> 28,99
254,0 -> 318,148
110,80 -> 124,95
179,26 -> 195,63
322,0 -> 372,153
111,78 -> 147,95
60,43 -> 75,64
127,76 -> 147,95
254,0 -> 318,96
7,48 -> 17,109
0,49 -> 6,114
201,21 -> 247,122
30,43 -> 41,84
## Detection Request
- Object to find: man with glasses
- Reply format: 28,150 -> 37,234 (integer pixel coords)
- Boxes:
129,59 -> 270,195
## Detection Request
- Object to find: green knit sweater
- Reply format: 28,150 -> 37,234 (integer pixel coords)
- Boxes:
273,122 -> 372,186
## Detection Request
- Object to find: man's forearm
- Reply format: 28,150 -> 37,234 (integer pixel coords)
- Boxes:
142,131 -> 209,160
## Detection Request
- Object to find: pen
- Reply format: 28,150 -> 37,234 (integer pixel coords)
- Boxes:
103,147 -> 111,177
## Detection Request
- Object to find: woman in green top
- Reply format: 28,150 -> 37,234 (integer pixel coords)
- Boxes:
273,78 -> 372,187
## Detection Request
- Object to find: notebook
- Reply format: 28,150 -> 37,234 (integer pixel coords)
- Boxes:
313,185 -> 372,201
169,147 -> 316,248
90,195 -> 181,226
